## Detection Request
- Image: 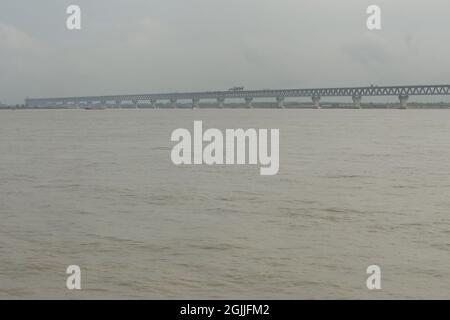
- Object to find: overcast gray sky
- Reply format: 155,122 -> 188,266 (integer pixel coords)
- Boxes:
1,0 -> 450,104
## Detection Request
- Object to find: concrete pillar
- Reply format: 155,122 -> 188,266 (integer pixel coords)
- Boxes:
115,100 -> 122,108
399,95 -> 409,109
101,100 -> 107,108
217,97 -> 225,108
312,96 -> 321,109
151,99 -> 157,109
132,99 -> 139,109
352,95 -> 362,109
192,98 -> 200,109
276,96 -> 285,109
170,98 -> 177,108
245,97 -> 253,108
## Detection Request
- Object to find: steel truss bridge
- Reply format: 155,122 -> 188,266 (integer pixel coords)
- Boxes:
26,85 -> 450,109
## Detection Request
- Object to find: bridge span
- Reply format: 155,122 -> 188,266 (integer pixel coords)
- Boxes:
25,85 -> 450,109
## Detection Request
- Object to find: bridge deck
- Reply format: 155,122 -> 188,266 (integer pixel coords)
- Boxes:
26,85 -> 450,105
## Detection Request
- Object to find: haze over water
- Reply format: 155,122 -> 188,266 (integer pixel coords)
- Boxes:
1,109 -> 450,299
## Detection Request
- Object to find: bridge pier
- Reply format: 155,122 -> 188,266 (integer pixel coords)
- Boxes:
245,97 -> 253,108
151,99 -> 157,109
312,96 -> 321,109
352,95 -> 362,109
399,95 -> 409,109
132,99 -> 139,109
115,100 -> 122,108
276,96 -> 285,109
217,97 -> 225,108
192,98 -> 200,109
170,98 -> 177,108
